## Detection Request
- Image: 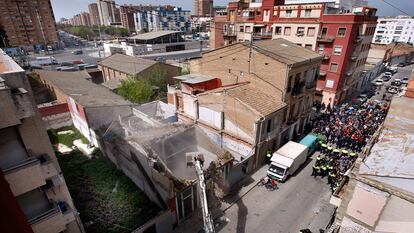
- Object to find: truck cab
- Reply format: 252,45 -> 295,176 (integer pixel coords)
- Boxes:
267,141 -> 308,182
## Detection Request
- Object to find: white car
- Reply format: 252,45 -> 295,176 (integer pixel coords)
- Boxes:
375,80 -> 384,86
388,87 -> 399,94
384,71 -> 393,76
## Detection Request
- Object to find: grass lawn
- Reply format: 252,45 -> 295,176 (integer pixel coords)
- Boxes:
50,127 -> 161,233
48,125 -> 89,147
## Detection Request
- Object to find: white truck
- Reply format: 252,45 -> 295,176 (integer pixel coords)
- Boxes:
267,141 -> 309,182
36,56 -> 58,66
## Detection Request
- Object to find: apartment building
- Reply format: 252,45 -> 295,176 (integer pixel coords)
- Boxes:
212,0 -> 377,105
0,50 -> 83,233
88,3 -> 101,26
194,0 -> 214,17
373,16 -> 414,45
80,12 -> 91,27
168,39 -> 323,172
134,8 -> 192,33
98,0 -> 116,26
0,0 -> 59,49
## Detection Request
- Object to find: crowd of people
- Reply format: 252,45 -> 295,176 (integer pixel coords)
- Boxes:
310,100 -> 389,192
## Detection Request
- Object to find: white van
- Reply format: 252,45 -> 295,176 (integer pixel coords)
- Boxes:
36,56 -> 58,66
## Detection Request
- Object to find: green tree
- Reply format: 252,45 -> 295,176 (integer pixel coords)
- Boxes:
145,64 -> 167,91
118,78 -> 153,104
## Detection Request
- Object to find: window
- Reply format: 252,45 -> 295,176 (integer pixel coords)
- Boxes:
297,27 -> 305,36
285,10 -> 292,17
267,118 -> 272,132
239,26 -> 244,32
307,27 -> 315,36
338,28 -> 347,37
305,44 -> 312,50
223,25 -> 227,33
275,26 -> 282,35
245,26 -> 251,33
318,44 -> 325,53
264,10 -> 270,16
330,63 -> 338,72
320,27 -> 328,38
284,27 -> 291,36
304,9 -> 312,17
274,10 -> 278,16
287,75 -> 293,92
333,46 -> 342,55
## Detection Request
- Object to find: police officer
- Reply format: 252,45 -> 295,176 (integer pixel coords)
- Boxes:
312,164 -> 320,177
328,171 -> 336,185
321,164 -> 328,177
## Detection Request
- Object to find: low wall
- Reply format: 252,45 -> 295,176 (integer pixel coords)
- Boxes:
132,210 -> 172,233
39,103 -> 72,129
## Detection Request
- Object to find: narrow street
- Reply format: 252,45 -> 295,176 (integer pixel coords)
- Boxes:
216,152 -> 334,233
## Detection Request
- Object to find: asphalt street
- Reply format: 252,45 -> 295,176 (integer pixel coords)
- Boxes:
371,63 -> 414,101
217,152 -> 335,233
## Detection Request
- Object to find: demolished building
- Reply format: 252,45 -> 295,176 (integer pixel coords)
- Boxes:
100,104 -> 235,228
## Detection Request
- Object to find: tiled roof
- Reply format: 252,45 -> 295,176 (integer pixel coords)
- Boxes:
199,83 -> 286,117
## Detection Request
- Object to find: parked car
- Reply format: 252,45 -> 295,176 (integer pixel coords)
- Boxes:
60,62 -> 74,66
72,50 -> 83,55
375,79 -> 384,86
398,62 -> 405,67
393,79 -> 402,86
357,94 -> 368,102
387,86 -> 399,94
72,60 -> 84,65
384,71 -> 393,76
382,75 -> 392,82
402,77 -> 410,85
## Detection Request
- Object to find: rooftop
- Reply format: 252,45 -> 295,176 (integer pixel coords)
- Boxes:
128,31 -> 182,41
198,83 -> 287,117
252,39 -> 324,66
173,74 -> 216,84
98,53 -> 157,76
35,70 -> 132,107
0,49 -> 24,74
359,96 -> 414,195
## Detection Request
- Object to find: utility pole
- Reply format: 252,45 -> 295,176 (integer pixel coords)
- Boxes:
248,37 -> 253,74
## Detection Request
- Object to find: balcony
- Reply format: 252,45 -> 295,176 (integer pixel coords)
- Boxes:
30,202 -> 75,233
12,88 -> 35,119
266,129 -> 278,141
354,35 -> 364,43
253,32 -> 273,39
317,35 -> 335,43
291,82 -> 305,97
320,52 -> 331,60
2,154 -> 59,196
3,157 -> 45,196
223,30 -> 237,37
305,82 -> 316,90
350,54 -> 358,61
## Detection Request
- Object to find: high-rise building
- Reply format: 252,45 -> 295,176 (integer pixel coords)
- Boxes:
194,0 -> 214,17
134,8 -> 191,33
373,16 -> 414,45
0,50 -> 84,233
80,12 -> 91,27
212,0 -> 377,106
0,0 -> 60,48
88,3 -> 101,26
97,0 -> 116,26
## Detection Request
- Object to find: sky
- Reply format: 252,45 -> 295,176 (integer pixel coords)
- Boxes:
51,0 -> 414,20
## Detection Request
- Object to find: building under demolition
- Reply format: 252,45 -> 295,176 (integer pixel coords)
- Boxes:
100,102 -> 236,228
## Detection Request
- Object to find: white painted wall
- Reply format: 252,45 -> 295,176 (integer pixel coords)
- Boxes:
183,94 -> 197,118
198,107 -> 222,129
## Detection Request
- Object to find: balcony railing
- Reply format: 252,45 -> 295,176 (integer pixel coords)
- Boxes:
317,35 -> 335,43
350,54 -> 358,61
253,32 -> 273,38
30,202 -> 74,233
223,30 -> 237,37
354,35 -> 364,43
